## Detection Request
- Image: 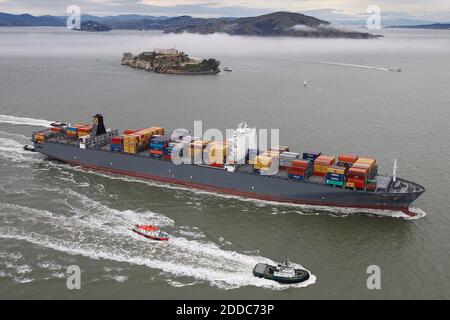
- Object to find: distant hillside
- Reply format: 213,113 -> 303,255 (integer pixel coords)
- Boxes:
389,23 -> 450,30
163,12 -> 379,38
0,12 -> 64,26
0,11 -> 380,38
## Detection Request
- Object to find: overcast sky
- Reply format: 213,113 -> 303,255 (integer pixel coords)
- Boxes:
0,0 -> 449,21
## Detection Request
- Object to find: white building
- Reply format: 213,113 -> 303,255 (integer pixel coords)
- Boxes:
154,48 -> 179,55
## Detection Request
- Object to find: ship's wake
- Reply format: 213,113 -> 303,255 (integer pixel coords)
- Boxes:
0,196 -> 316,290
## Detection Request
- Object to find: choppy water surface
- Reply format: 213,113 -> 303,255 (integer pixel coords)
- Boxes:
0,27 -> 449,299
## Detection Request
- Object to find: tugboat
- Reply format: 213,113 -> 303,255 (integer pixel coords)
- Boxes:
23,144 -> 35,152
50,121 -> 67,127
253,258 -> 310,284
132,225 -> 169,241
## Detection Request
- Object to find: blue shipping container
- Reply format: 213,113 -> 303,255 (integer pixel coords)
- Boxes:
326,173 -> 345,180
302,152 -> 321,160
150,143 -> 166,150
110,144 -> 122,152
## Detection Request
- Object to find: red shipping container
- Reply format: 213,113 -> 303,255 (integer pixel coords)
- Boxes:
291,159 -> 310,168
288,167 -> 307,175
150,149 -> 163,155
210,163 -> 224,168
338,154 -> 358,163
50,127 -> 63,133
347,178 -> 366,189
124,129 -> 138,135
347,173 -> 367,180
313,172 -> 326,177
111,136 -> 124,144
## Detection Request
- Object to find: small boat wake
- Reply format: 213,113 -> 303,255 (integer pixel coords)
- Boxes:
292,59 -> 402,73
0,197 -> 316,290
0,114 -> 52,127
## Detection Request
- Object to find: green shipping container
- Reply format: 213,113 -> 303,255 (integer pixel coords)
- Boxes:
326,179 -> 344,187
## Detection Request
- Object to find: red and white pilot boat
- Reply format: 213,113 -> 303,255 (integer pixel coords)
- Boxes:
132,225 -> 170,241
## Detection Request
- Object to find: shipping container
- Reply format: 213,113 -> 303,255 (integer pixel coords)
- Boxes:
302,152 -> 321,161
338,154 -> 358,163
111,136 -> 124,145
337,161 -> 352,169
325,172 -> 345,181
355,157 -> 376,166
150,149 -> 163,155
345,182 -> 355,188
123,129 -> 138,135
313,156 -> 336,176
327,165 -> 346,175
291,159 -> 310,169
326,179 -> 344,187
346,178 -> 366,189
270,146 -> 290,153
110,144 -> 122,152
50,127 -> 63,133
254,154 -> 277,170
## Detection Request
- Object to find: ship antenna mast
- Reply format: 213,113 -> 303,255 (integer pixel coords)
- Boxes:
392,158 -> 398,183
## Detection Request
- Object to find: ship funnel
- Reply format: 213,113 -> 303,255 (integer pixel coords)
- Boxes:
91,114 -> 106,137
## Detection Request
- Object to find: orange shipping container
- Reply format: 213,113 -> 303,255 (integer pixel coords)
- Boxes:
314,155 -> 336,166
338,154 -> 358,163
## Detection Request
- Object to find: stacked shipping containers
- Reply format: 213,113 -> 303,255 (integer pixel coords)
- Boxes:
122,127 -> 164,154
189,140 -> 211,162
110,136 -> 123,152
346,157 -> 377,189
254,150 -> 279,175
302,152 -> 321,164
325,165 -> 347,187
149,135 -> 170,159
279,152 -> 299,169
65,126 -> 78,138
204,141 -> 228,167
77,125 -> 92,137
313,155 -> 336,177
287,159 -> 312,180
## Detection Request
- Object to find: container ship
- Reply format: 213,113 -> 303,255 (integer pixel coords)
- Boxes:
30,114 -> 425,216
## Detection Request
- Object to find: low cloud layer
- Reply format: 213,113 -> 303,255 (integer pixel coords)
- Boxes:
1,28 -> 450,59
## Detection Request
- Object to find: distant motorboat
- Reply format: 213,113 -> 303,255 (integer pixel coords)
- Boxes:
388,68 -> 402,72
303,80 -> 307,87
223,67 -> 232,72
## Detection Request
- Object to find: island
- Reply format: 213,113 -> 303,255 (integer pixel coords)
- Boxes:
389,23 -> 450,30
121,49 -> 220,75
78,20 -> 111,32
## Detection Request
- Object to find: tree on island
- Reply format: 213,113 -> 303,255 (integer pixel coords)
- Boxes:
200,59 -> 220,72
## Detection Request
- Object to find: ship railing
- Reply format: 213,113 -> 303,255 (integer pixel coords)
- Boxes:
85,130 -> 119,149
